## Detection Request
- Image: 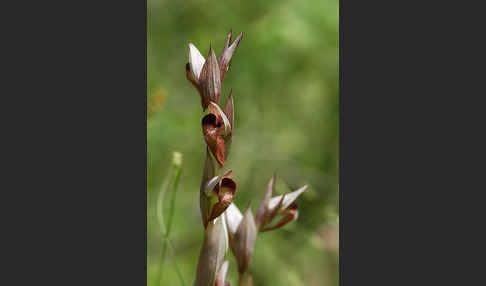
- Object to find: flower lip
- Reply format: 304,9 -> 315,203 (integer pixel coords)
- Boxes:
202,113 -> 220,135
202,103 -> 232,167
202,115 -> 226,166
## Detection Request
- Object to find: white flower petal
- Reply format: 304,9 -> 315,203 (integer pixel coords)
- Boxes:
209,102 -> 231,135
268,185 -> 308,211
188,43 -> 205,81
204,176 -> 220,197
215,261 -> 229,286
214,215 -> 229,254
225,203 -> 243,236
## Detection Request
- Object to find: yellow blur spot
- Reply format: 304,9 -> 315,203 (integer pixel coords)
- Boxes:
148,88 -> 167,118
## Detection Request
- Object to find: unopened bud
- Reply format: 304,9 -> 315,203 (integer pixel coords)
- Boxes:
172,151 -> 183,167
194,216 -> 229,286
226,204 -> 257,274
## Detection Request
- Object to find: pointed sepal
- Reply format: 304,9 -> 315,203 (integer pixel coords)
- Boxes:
230,206 -> 257,274
194,216 -> 229,286
200,148 -> 216,226
199,46 -> 222,109
255,175 -> 308,232
218,30 -> 243,83
214,261 -> 229,286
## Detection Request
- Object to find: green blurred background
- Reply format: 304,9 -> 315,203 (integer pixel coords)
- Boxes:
147,0 -> 338,285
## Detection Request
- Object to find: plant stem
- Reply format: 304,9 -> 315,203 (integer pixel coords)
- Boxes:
166,163 -> 181,236
155,153 -> 185,286
159,162 -> 182,283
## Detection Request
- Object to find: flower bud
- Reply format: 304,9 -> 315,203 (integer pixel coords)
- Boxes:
186,44 -> 221,110
186,30 -> 242,110
228,206 -> 257,274
198,46 -> 221,109
218,30 -> 243,83
194,216 -> 229,286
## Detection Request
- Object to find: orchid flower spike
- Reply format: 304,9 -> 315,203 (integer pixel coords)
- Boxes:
186,30 -> 243,110
255,175 -> 308,232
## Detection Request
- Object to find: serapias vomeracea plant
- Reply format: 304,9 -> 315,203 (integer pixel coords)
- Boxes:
185,30 -> 308,286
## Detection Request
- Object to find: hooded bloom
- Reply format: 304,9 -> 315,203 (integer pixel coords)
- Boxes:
200,149 -> 237,228
202,96 -> 234,167
255,175 -> 308,232
186,30 -> 243,110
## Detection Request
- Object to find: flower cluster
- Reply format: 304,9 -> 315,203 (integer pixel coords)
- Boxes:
187,31 -> 241,167
187,30 -> 307,286
224,175 -> 307,278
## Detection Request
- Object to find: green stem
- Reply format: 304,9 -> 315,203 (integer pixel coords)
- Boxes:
155,153 -> 185,286
159,163 -> 182,284
166,164 -> 181,236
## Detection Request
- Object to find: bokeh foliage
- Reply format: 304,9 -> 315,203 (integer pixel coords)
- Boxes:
147,0 -> 338,285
